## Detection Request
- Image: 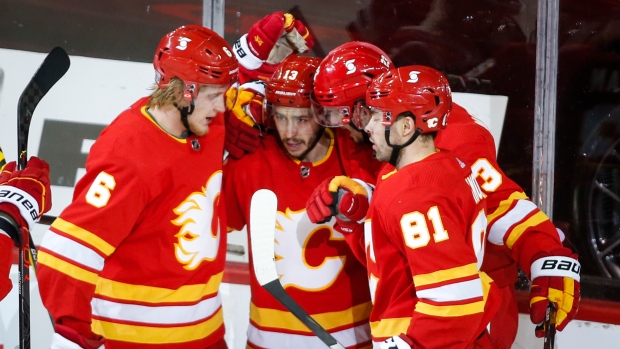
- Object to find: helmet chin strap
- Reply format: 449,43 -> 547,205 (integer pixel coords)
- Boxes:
385,127 -> 421,167
174,95 -> 196,136
295,127 -> 325,161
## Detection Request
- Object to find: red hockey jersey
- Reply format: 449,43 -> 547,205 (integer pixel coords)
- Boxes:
366,150 -> 500,348
224,128 -> 372,349
435,104 -> 563,286
37,98 -> 229,349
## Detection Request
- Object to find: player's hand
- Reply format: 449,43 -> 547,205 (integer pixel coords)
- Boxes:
233,12 -> 314,82
0,157 -> 52,232
282,13 -> 314,55
306,176 -> 371,233
529,247 -> 581,336
380,334 -> 415,349
51,324 -> 105,349
225,81 -> 266,159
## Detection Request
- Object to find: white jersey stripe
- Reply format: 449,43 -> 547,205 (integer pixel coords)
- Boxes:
416,278 -> 483,303
247,321 -> 370,348
41,229 -> 104,272
488,199 -> 537,245
91,292 -> 222,325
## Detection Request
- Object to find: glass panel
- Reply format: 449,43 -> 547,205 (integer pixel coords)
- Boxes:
0,1 -> 203,61
554,0 -> 620,297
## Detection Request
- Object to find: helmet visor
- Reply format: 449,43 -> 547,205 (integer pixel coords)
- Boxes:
353,104 -> 392,129
310,97 -> 351,127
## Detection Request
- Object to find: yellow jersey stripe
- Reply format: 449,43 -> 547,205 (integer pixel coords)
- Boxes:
38,250 -> 98,285
415,299 -> 485,317
413,263 -> 479,287
369,317 -> 410,338
92,307 -> 223,344
250,301 -> 372,332
51,218 -> 115,256
95,272 -> 223,303
505,211 -> 549,248
487,191 -> 528,223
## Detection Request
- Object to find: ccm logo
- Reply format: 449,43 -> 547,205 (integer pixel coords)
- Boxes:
541,259 -> 581,274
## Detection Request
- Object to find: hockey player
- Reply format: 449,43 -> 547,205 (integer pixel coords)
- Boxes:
225,11 -> 315,159
360,65 -> 501,347
306,42 -> 581,348
0,148 -> 52,301
224,55 -> 374,349
36,25 -> 238,349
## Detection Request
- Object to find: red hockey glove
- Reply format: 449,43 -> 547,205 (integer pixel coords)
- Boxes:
225,81 -> 266,159
306,176 -> 371,233
0,157 -> 52,232
380,334 -> 415,349
0,232 -> 14,300
51,324 -> 105,349
529,247 -> 580,336
233,12 -> 314,83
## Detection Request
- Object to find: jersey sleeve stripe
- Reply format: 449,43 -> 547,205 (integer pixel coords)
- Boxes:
38,251 -> 99,285
487,199 -> 538,245
413,263 -> 479,287
94,272 -> 223,303
416,278 -> 484,303
51,217 -> 115,256
40,230 -> 105,271
505,210 -> 550,248
486,191 -> 528,223
91,307 -> 224,344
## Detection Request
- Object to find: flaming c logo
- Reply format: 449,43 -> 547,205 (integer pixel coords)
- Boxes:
172,171 -> 223,270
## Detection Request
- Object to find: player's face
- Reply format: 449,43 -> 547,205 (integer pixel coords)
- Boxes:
187,84 -> 229,136
273,105 -> 322,158
364,107 -> 392,162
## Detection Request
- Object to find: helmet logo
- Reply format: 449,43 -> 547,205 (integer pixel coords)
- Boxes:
380,55 -> 390,68
427,117 -> 438,128
345,59 -> 356,75
407,71 -> 421,83
177,37 -> 192,50
223,46 -> 232,57
254,35 -> 264,46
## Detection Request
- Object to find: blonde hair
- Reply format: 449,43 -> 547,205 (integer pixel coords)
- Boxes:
146,78 -> 189,109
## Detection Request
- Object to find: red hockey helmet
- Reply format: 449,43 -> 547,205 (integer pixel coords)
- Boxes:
264,54 -> 321,130
312,41 -> 394,127
265,54 -> 321,107
153,25 -> 239,89
365,65 -> 452,133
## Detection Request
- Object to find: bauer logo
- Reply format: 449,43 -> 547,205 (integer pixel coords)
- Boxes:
541,259 -> 581,274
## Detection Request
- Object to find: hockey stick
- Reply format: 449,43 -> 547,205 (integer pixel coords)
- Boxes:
543,303 -> 557,349
249,189 -> 345,349
535,302 -> 557,349
39,214 -> 246,256
16,46 -> 70,349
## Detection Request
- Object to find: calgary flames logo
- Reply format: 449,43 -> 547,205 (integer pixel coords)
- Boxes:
172,171 -> 222,270
275,209 -> 346,290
